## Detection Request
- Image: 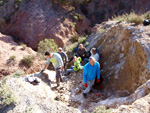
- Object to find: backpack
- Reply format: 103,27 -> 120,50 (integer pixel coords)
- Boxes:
143,19 -> 150,26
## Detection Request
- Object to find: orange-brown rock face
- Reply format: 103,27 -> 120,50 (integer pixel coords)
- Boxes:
0,0 -> 91,50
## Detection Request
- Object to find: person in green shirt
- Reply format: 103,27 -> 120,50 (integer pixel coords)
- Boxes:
65,56 -> 82,75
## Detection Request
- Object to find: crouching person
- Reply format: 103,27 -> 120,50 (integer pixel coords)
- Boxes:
65,56 -> 82,75
83,57 -> 100,98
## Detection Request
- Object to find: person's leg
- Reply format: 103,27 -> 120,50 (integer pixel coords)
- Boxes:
68,56 -> 74,62
56,68 -> 61,86
65,69 -> 75,75
59,68 -> 63,82
83,58 -> 89,64
83,80 -> 95,94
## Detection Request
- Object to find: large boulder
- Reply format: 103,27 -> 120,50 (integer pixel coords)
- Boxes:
86,21 -> 150,95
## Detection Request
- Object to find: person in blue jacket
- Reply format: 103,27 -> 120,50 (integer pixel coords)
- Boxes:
83,57 -> 100,97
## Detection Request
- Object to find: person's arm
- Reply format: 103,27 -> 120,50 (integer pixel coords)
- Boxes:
83,66 -> 87,83
95,54 -> 100,62
44,64 -> 48,70
83,48 -> 87,57
76,49 -> 79,56
64,52 -> 68,62
41,59 -> 49,73
97,62 -> 100,80
58,55 -> 64,69
75,60 -> 80,70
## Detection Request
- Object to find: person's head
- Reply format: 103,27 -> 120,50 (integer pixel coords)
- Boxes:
89,57 -> 95,66
79,44 -> 83,49
92,48 -> 96,55
45,51 -> 52,58
73,56 -> 77,62
58,47 -> 63,53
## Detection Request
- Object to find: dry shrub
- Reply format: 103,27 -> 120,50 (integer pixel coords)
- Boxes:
112,11 -> 150,25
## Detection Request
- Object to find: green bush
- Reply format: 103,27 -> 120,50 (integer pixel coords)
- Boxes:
38,38 -> 58,55
21,55 -> 34,67
0,85 -> 16,106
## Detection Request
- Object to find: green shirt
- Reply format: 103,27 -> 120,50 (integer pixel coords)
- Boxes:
73,57 -> 82,71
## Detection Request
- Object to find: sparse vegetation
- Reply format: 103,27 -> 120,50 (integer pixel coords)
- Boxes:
38,38 -> 58,55
73,13 -> 83,22
112,11 -> 150,24
92,106 -> 112,113
2,71 -> 24,84
71,35 -> 79,43
71,22 -> 77,28
98,28 -> 108,34
65,35 -> 87,52
24,106 -> 33,113
14,0 -> 23,9
20,43 -> 27,50
13,71 -> 24,77
84,106 -> 111,113
9,55 -> 16,61
11,46 -> 17,51
21,55 -> 34,67
64,41 -> 78,53
0,84 -> 17,106
7,55 -> 16,65
56,0 -> 90,5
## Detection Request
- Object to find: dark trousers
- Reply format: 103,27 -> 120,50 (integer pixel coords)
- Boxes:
55,68 -> 63,86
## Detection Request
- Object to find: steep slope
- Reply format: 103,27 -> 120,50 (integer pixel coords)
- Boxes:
0,33 -> 44,78
0,75 -> 80,113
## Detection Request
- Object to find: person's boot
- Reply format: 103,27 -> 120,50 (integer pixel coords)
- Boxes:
56,77 -> 60,87
60,76 -> 63,82
83,93 -> 88,98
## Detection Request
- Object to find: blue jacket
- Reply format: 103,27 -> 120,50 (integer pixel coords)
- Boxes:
83,62 -> 100,83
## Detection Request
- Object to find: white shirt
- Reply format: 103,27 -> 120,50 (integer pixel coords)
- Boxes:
91,53 -> 99,62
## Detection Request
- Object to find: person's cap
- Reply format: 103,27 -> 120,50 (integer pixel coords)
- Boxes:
59,47 -> 62,50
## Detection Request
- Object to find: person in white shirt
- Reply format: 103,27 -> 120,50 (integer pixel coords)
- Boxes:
90,48 -> 99,62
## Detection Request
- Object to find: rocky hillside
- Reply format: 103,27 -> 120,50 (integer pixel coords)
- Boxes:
1,0 -> 150,50
0,33 -> 44,78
